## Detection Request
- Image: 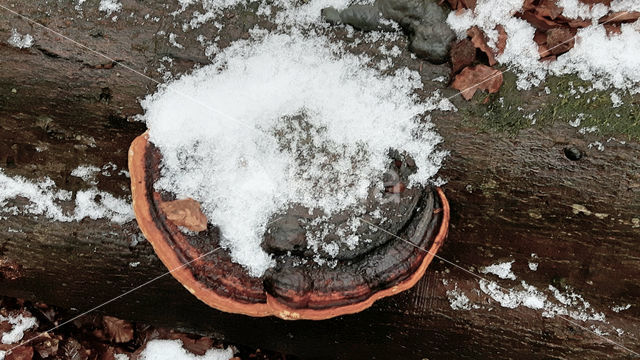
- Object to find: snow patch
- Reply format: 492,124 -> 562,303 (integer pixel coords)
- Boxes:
611,304 -> 631,313
139,339 -> 233,360
481,260 -> 516,280
142,30 -> 445,276
446,285 -> 479,310
99,0 -> 122,15
71,165 -> 101,185
479,280 -> 606,322
0,169 -> 133,224
8,29 -> 34,49
0,314 -> 38,345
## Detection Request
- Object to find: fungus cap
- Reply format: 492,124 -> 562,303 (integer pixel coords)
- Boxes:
129,132 -> 449,320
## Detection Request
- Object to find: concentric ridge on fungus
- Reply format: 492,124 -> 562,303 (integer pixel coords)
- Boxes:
129,132 -> 450,320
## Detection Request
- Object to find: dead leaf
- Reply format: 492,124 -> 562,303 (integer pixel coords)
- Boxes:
33,336 -> 59,359
579,0 -> 611,5
517,11 -> 559,30
604,23 -> 622,35
451,65 -> 503,100
546,28 -> 575,55
0,320 -> 12,334
168,333 -> 214,356
159,198 -> 208,232
0,258 -> 23,281
102,316 -> 134,344
535,0 -> 563,19
6,346 -> 34,360
599,11 -> 640,23
495,25 -> 507,55
467,26 -> 496,65
461,0 -> 476,10
565,18 -> 592,28
62,339 -> 87,360
450,39 -> 476,73
533,30 -> 550,58
521,0 -> 536,11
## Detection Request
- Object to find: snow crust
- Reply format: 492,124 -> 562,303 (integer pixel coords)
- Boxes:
480,260 -> 516,280
7,29 -> 34,49
447,0 -> 640,91
446,285 -> 479,310
99,0 -> 122,15
174,0 -> 356,28
0,169 -> 133,224
142,30 -> 445,276
0,314 -> 38,344
139,340 -> 233,360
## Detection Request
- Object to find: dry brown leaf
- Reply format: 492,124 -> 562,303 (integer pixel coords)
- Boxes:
461,0 -> 476,10
0,258 -> 23,281
62,339 -> 86,360
159,198 -> 208,232
600,11 -> 640,23
579,0 -> 611,5
495,25 -> 508,55
33,334 -> 59,359
565,18 -> 592,28
518,11 -> 560,30
451,65 -> 503,100
604,23 -> 622,35
450,39 -> 476,73
102,316 -> 134,344
535,0 -> 564,19
169,334 -> 214,356
546,28 -> 575,55
521,0 -> 536,11
6,346 -> 34,360
467,26 -> 496,65
533,30 -> 550,58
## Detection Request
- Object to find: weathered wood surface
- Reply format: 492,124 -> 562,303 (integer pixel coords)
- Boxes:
1,1 -> 639,359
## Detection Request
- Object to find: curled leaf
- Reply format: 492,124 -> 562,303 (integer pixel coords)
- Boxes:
451,64 -> 503,100
450,39 -> 476,73
467,26 -> 496,65
103,316 -> 134,344
159,198 -> 208,232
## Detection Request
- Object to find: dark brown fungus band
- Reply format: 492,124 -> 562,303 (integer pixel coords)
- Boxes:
129,132 -> 450,320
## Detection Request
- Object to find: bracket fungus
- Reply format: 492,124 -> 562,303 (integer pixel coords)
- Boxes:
129,132 -> 449,319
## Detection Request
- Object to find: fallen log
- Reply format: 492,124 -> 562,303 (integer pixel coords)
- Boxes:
1,1 -> 639,359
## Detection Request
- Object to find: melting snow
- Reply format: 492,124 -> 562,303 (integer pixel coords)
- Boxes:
0,314 -> 38,345
99,0 -> 122,15
139,339 -> 233,360
0,169 -> 133,224
479,280 -> 606,322
481,260 -> 516,280
446,285 -> 480,310
7,29 -> 34,49
611,304 -> 631,313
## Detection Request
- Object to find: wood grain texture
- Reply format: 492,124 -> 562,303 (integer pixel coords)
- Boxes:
1,1 -> 639,359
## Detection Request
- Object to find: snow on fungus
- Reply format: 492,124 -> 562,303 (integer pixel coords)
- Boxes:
129,31 -> 450,319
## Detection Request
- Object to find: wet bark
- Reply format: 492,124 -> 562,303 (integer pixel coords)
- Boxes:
1,1 -> 639,359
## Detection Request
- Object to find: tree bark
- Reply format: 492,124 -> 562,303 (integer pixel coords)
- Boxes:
1,1 -> 639,359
